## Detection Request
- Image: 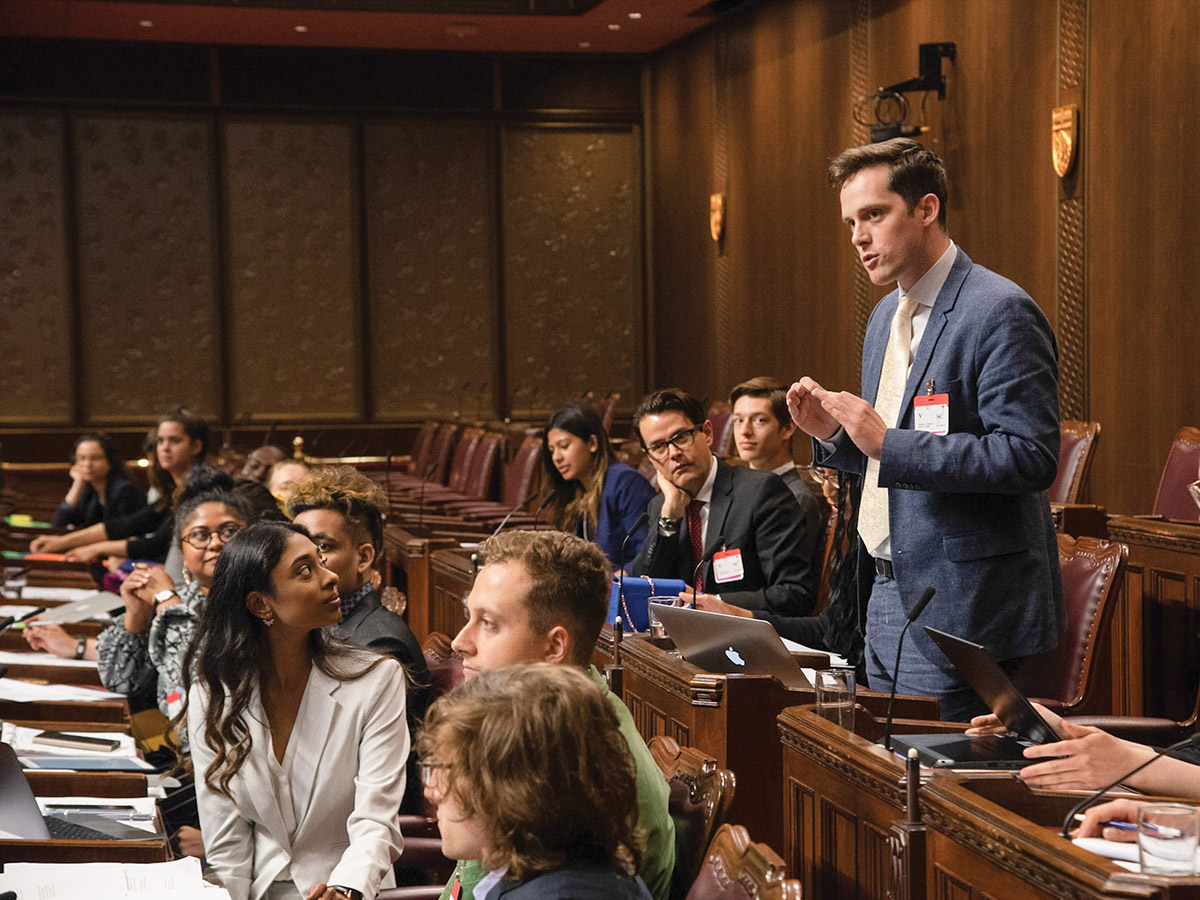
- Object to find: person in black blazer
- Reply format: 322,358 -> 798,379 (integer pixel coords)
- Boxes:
629,388 -> 815,618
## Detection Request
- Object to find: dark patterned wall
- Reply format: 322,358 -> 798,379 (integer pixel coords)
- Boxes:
74,113 -> 221,423
0,113 -> 73,424
365,119 -> 495,420
224,119 -> 362,421
501,126 -> 642,418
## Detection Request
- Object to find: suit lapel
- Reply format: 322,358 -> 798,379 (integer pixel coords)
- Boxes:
704,461 -> 733,561
900,249 -> 973,424
243,693 -> 291,846
290,667 -> 340,835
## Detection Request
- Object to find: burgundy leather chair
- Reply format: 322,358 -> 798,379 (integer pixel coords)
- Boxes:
1048,419 -> 1100,504
648,736 -> 736,899
1152,426 -> 1200,521
1014,535 -> 1126,716
684,824 -> 801,900
706,403 -> 734,459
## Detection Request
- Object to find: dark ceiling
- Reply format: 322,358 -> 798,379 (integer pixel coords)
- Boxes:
0,0 -> 738,54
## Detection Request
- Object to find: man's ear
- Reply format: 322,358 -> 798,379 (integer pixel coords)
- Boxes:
918,192 -> 941,227
246,590 -> 271,619
779,418 -> 796,441
356,542 -> 376,576
543,625 -> 572,666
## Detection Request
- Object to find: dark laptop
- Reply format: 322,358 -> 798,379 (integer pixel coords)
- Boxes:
887,626 -> 1060,769
0,742 -> 158,841
653,603 -> 812,689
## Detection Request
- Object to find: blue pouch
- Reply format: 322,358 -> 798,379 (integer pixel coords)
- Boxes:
607,576 -> 688,633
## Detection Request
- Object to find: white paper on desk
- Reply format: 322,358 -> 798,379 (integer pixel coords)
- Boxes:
0,648 -> 100,669
0,605 -> 43,619
2,721 -> 138,756
1072,835 -> 1200,872
781,636 -> 850,669
36,795 -> 159,834
0,857 -> 227,899
19,585 -> 105,604
0,679 -> 125,702
34,591 -> 123,624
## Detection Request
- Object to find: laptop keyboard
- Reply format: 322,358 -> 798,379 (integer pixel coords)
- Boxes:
44,816 -> 123,841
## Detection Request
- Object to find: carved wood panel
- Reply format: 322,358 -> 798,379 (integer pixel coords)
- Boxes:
861,821 -> 894,900
0,112 -> 73,424
224,118 -> 362,421
73,113 -> 220,422
819,798 -> 859,899
932,865 -> 973,900
785,778 -> 815,896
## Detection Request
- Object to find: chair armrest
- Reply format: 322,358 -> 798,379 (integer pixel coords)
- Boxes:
398,815 -> 438,837
395,836 -> 451,870
1065,716 -> 1192,746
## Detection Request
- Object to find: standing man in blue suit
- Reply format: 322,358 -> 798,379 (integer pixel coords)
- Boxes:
787,138 -> 1063,721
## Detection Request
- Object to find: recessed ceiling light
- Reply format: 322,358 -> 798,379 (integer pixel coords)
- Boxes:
578,41 -> 591,49
138,19 -> 153,27
607,23 -> 621,31
628,12 -> 642,18
294,24 -> 308,33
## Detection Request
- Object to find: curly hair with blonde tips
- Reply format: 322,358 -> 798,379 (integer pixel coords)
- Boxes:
417,664 -> 643,882
285,465 -> 389,552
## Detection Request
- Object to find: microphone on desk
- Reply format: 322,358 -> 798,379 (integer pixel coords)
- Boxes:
615,512 -> 650,619
0,616 -> 15,635
691,541 -> 726,608
490,489 -> 550,539
1059,731 -> 1200,839
0,665 -> 7,680
415,460 -> 440,530
881,585 -> 936,752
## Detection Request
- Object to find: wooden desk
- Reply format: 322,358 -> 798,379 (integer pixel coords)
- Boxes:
1106,515 -> 1200,718
0,696 -> 127,724
0,833 -> 171,864
604,633 -> 939,853
384,523 -> 458,644
0,621 -> 105,652
0,660 -> 102,686
427,548 -> 476,641
24,769 -> 149,798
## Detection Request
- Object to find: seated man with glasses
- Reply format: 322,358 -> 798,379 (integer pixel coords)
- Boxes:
629,387 -> 816,619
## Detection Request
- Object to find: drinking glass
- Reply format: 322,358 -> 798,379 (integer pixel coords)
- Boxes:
1138,803 -> 1199,875
815,667 -> 856,730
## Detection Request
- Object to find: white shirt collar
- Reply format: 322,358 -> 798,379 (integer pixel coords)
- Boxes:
771,461 -> 797,478
901,240 -> 957,307
476,865 -> 510,900
695,455 -> 719,504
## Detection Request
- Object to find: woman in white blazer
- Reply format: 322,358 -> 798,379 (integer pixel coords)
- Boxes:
183,520 -> 408,900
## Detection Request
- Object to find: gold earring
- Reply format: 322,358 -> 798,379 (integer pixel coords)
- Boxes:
260,611 -> 275,627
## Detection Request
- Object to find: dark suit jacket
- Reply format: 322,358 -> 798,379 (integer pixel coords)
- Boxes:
630,459 -> 815,616
815,247 -> 1064,664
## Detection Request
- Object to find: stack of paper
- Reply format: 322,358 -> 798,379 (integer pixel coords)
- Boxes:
0,858 -> 230,899
2,721 -> 138,756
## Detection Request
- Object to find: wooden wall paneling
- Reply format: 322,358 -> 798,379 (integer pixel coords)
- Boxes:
1087,2 -> 1200,516
364,118 -> 496,420
224,117 -> 362,422
73,112 -> 221,423
0,111 -> 74,424
500,125 -> 643,418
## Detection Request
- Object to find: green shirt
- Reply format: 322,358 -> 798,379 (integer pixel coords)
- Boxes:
437,666 -> 675,900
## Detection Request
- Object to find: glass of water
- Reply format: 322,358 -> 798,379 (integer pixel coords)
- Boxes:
1138,803 -> 1199,875
815,667 -> 857,730
647,596 -> 679,639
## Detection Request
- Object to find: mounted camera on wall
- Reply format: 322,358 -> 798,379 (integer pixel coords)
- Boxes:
854,42 -> 956,143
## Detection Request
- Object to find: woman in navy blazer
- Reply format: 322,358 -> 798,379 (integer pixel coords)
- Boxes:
183,520 -> 407,900
542,404 -> 655,569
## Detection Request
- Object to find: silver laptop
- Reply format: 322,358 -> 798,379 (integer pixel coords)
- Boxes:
0,742 -> 159,841
653,604 -> 812,689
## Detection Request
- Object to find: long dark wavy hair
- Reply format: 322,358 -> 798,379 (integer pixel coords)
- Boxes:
176,520 -> 380,798
819,472 -> 866,674
542,404 -> 614,535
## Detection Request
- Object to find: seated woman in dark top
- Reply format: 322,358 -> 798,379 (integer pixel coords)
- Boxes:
45,433 -> 145,531
30,406 -> 208,564
542,404 -> 655,569
420,664 -> 650,900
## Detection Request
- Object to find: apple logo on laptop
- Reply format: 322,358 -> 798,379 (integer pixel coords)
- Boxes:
724,646 -> 746,667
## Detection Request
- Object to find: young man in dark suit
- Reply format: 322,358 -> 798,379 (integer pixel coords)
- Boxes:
629,388 -> 816,618
787,138 -> 1063,721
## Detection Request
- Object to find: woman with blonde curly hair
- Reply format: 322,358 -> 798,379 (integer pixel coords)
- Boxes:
419,663 -> 649,900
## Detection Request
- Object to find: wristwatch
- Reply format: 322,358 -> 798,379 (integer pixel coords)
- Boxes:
657,515 -> 681,536
329,887 -> 363,900
74,635 -> 87,660
153,589 -> 177,609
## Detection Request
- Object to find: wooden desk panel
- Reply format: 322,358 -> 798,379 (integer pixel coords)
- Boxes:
384,523 -> 457,645
0,697 -> 127,724
0,835 -> 170,864
1106,515 -> 1200,718
428,548 -> 476,642
25,770 -> 148,798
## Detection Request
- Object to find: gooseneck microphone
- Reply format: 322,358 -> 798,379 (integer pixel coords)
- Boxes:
1060,732 -> 1200,838
615,512 -> 651,624
490,489 -> 549,539
691,541 -> 727,608
882,585 -> 936,751
415,459 -> 439,530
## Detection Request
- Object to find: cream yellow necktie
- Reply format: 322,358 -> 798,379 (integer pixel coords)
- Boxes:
858,296 -> 920,555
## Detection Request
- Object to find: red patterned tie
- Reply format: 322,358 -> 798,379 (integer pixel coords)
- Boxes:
687,498 -> 706,576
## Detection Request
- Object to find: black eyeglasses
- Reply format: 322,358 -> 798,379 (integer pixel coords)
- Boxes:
644,427 -> 701,461
181,523 -> 242,549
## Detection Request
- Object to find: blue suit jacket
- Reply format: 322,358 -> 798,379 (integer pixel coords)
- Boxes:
816,248 -> 1064,663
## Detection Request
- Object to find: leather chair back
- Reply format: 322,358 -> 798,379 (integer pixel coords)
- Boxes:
1014,535 -> 1126,715
427,424 -> 459,485
502,435 -> 544,508
422,632 -> 463,700
409,420 -> 439,476
462,432 -> 501,500
684,824 -> 801,900
600,391 -> 621,435
649,736 -> 736,898
446,427 -> 483,494
1153,426 -> 1200,520
1048,420 -> 1100,504
707,403 -> 734,458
